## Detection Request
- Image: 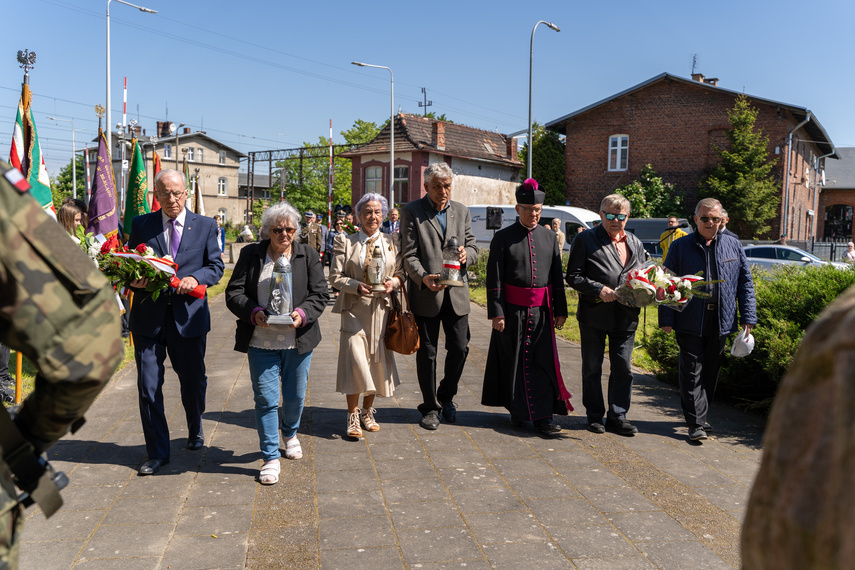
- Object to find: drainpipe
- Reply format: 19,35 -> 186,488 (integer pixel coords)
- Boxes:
783,111 -> 811,237
812,147 -> 836,244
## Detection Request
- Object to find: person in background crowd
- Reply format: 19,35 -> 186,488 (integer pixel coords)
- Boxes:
566,194 -> 647,436
381,208 -> 400,234
56,199 -> 85,241
659,215 -> 687,261
316,214 -> 329,257
326,217 -> 345,271
551,217 -> 566,251
659,198 -> 756,442
127,169 -> 224,475
775,234 -> 788,245
214,215 -> 226,252
400,162 -> 478,431
225,202 -> 328,484
329,193 -> 403,438
844,241 -> 855,264
238,224 -> 254,243
482,179 -> 570,434
719,209 -> 738,238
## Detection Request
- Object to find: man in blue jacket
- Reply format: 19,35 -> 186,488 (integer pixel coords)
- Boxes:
659,198 -> 756,442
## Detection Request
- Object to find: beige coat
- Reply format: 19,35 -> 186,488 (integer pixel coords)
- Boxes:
329,231 -> 404,396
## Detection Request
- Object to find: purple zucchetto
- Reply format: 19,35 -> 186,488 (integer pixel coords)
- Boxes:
515,178 -> 545,205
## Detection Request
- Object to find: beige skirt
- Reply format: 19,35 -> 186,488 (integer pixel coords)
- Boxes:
335,294 -> 400,396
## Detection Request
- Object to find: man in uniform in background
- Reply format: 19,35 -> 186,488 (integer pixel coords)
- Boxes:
659,216 -> 687,262
0,160 -> 123,566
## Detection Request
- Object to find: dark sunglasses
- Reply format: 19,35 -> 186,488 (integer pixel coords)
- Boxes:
270,227 -> 296,235
603,212 -> 627,221
699,216 -> 722,224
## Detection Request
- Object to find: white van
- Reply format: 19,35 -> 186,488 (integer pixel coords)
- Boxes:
468,204 -> 600,251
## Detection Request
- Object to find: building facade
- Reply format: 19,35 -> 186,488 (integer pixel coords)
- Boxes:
545,73 -> 837,241
341,113 -> 523,208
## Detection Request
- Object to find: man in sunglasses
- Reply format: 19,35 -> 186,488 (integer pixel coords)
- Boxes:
566,194 -> 648,436
659,198 -> 756,442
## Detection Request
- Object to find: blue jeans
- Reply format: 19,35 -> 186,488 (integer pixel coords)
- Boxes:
247,347 -> 312,461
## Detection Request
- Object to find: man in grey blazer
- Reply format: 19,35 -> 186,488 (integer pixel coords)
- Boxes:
565,194 -> 647,436
401,162 -> 478,430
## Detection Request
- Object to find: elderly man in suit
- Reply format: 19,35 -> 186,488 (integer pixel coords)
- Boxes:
128,169 -> 224,475
566,193 -> 647,436
401,162 -> 478,430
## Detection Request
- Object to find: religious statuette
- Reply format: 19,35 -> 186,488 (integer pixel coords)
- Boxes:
267,253 -> 294,324
438,236 -> 464,287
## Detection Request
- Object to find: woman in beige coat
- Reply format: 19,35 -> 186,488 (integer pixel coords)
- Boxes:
329,193 -> 404,437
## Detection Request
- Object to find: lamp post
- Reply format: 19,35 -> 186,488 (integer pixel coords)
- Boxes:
352,61 -> 395,206
172,122 -> 185,170
528,20 -> 560,180
47,116 -> 78,199
106,0 -> 156,154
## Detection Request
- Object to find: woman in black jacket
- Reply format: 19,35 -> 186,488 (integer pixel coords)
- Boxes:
225,202 -> 329,484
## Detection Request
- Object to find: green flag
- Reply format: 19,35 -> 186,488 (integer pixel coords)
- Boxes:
123,138 -> 150,240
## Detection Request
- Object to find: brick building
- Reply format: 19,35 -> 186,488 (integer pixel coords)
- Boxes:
341,113 -> 523,208
545,73 -> 837,240
818,146 -> 855,239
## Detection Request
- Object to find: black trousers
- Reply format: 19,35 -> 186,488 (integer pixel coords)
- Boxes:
675,310 -> 727,428
414,294 -> 470,414
579,324 -> 636,423
0,343 -> 10,383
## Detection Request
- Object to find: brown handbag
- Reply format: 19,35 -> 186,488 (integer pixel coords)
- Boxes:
385,280 -> 420,355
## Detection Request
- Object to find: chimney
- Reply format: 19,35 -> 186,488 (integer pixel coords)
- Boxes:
705,77 -> 719,86
506,137 -> 517,159
133,125 -> 142,136
691,73 -> 705,83
183,127 -> 191,135
157,121 -> 170,137
431,121 -> 446,151
691,73 -> 719,87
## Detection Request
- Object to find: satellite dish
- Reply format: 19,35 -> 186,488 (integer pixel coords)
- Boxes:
168,122 -> 177,134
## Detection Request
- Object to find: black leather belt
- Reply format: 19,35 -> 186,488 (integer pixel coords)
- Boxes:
705,303 -> 717,311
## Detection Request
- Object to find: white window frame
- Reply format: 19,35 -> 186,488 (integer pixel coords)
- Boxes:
219,150 -> 226,165
365,166 -> 383,194
217,177 -> 227,196
164,144 -> 172,159
218,208 -> 228,224
608,135 -> 629,171
187,147 -> 195,162
197,148 -> 204,163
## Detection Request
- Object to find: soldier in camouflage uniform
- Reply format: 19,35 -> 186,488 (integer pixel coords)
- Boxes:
0,160 -> 123,567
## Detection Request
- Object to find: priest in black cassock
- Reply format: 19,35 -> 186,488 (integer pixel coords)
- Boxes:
481,179 -> 573,435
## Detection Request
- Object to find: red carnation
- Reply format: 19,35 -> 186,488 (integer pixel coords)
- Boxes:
135,243 -> 149,254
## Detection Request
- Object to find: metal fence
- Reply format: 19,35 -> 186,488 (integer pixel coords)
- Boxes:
741,238 -> 851,262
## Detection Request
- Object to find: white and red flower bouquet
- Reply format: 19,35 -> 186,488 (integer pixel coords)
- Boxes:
97,235 -> 205,301
615,262 -> 716,311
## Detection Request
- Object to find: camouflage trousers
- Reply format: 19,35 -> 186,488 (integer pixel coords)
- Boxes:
0,459 -> 22,569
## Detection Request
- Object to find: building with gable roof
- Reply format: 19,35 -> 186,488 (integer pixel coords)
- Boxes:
545,72 -> 838,241
341,113 -> 523,208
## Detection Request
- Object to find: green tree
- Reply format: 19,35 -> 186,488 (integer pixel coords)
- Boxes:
275,136 -> 353,215
341,119 -> 380,145
616,164 -> 685,218
423,112 -> 454,123
51,155 -> 86,211
518,122 -> 565,205
699,95 -> 779,238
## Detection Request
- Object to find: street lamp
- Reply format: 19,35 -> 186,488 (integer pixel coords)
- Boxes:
528,20 -> 560,180
352,61 -> 395,206
106,0 -> 156,154
47,116 -> 78,199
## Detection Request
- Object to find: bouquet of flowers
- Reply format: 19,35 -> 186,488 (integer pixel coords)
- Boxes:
96,235 -> 206,301
614,262 -> 717,311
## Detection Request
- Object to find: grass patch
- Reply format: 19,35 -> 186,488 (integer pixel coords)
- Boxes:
468,284 -> 658,372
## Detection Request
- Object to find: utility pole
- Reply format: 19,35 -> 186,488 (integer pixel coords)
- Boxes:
418,87 -> 433,116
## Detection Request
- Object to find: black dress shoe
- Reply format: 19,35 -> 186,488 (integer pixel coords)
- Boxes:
440,401 -> 457,423
420,410 -> 440,430
587,422 -> 606,434
605,418 -> 638,436
139,458 -> 170,475
187,435 -> 204,451
533,419 -> 561,435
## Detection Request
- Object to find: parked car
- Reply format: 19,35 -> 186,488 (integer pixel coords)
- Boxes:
743,244 -> 849,270
624,217 -> 691,257
468,204 -> 600,251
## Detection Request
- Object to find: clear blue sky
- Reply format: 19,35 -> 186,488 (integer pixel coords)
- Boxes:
3,0 -> 855,176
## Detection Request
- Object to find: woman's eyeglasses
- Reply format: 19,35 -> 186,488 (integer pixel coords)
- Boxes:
270,227 -> 296,235
602,212 -> 627,221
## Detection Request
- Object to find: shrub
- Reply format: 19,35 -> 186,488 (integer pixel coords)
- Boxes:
644,264 -> 855,413
468,247 -> 490,287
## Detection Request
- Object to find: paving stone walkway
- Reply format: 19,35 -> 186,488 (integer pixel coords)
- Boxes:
20,287 -> 765,569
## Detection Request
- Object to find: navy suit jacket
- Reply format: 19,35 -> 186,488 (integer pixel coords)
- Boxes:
128,209 -> 225,338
